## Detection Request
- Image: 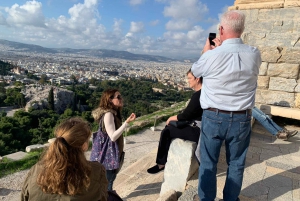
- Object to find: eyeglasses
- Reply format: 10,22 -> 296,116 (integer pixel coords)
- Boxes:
112,95 -> 122,100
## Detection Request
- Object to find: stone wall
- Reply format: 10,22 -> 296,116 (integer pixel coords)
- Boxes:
229,0 -> 300,109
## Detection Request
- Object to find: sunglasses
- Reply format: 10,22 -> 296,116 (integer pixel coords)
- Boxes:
112,95 -> 122,100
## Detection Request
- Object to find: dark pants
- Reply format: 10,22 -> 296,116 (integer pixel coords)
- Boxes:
106,169 -> 117,191
156,125 -> 200,165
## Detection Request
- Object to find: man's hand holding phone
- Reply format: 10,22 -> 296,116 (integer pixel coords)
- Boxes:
202,33 -> 221,54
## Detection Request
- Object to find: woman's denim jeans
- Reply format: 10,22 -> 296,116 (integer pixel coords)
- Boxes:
106,169 -> 117,191
251,106 -> 282,135
198,109 -> 252,201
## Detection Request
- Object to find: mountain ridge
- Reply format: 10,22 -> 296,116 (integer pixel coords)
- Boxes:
0,39 -> 183,62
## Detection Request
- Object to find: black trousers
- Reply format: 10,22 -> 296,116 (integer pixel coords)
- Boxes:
156,125 -> 200,165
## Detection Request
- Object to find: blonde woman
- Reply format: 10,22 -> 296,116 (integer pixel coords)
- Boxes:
21,117 -> 108,201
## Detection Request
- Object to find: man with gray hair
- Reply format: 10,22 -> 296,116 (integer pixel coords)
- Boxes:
191,10 -> 262,201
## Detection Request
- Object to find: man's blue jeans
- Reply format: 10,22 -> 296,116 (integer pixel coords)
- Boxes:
251,106 -> 282,135
198,109 -> 252,201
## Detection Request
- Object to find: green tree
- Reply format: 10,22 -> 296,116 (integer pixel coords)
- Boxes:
89,77 -> 97,85
70,74 -> 78,84
72,93 -> 77,112
77,99 -> 81,111
48,87 -> 55,111
39,74 -> 47,84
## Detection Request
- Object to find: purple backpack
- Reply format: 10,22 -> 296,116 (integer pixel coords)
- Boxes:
90,117 -> 120,170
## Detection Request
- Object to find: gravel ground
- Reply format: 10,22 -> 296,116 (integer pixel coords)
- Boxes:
0,170 -> 29,201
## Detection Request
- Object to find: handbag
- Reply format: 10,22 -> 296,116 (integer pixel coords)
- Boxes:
90,117 -> 121,170
169,120 -> 193,128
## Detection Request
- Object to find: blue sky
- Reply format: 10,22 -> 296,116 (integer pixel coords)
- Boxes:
0,0 -> 232,58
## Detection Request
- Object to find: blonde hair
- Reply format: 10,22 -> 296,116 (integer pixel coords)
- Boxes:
37,117 -> 92,196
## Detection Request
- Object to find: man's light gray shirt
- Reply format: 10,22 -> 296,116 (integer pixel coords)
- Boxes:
191,38 -> 261,111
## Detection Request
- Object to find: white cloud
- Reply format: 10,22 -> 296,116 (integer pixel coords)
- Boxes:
163,0 -> 208,20
187,26 -> 204,41
0,0 -> 218,59
165,19 -> 192,30
5,1 -> 46,27
129,21 -> 144,33
129,0 -> 146,6
150,20 -> 159,26
0,12 -> 7,25
113,18 -> 123,36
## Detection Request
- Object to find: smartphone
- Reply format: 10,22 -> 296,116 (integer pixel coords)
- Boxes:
209,33 -> 216,46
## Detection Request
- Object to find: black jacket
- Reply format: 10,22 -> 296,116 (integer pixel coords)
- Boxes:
177,90 -> 203,121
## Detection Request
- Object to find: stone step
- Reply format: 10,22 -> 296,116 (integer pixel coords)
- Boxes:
114,149 -> 164,201
3,151 -> 28,161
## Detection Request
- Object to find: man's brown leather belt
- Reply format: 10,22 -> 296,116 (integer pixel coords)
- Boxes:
206,108 -> 251,114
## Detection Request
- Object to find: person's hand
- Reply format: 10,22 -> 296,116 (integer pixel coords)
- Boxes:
202,38 -> 211,54
166,115 -> 177,125
126,113 -> 136,123
202,37 -> 222,53
211,37 -> 221,49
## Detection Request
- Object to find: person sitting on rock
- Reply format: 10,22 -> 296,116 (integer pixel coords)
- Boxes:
147,69 -> 203,174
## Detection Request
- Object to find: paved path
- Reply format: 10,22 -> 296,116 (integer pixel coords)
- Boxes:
0,106 -> 19,117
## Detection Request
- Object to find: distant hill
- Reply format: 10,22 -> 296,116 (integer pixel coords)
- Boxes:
0,39 -> 178,62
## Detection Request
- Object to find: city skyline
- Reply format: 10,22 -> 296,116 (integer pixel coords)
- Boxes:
0,0 -> 231,59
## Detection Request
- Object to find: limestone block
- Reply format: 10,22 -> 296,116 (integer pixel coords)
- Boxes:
279,48 -> 300,63
256,89 -> 295,107
160,139 -> 199,196
285,1 -> 300,7
259,62 -> 269,76
269,77 -> 297,92
264,33 -> 295,46
26,144 -> 46,152
259,104 -> 300,118
156,190 -> 177,201
43,143 -> 51,147
234,0 -> 283,4
4,151 -> 28,161
279,7 -> 300,20
267,63 -> 300,79
257,76 -> 270,89
48,138 -> 56,144
296,84 -> 300,93
243,32 -> 267,44
239,9 -> 259,22
229,2 -> 284,10
258,46 -> 282,63
295,93 -> 300,108
257,9 -> 282,21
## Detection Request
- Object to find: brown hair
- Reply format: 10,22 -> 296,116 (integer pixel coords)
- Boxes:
99,89 -> 120,110
187,68 -> 203,83
37,117 -> 92,196
99,89 -> 122,120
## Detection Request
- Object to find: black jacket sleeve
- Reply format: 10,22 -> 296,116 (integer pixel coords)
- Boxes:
177,90 -> 203,121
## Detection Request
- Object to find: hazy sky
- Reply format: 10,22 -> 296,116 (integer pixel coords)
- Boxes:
0,0 -> 233,58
